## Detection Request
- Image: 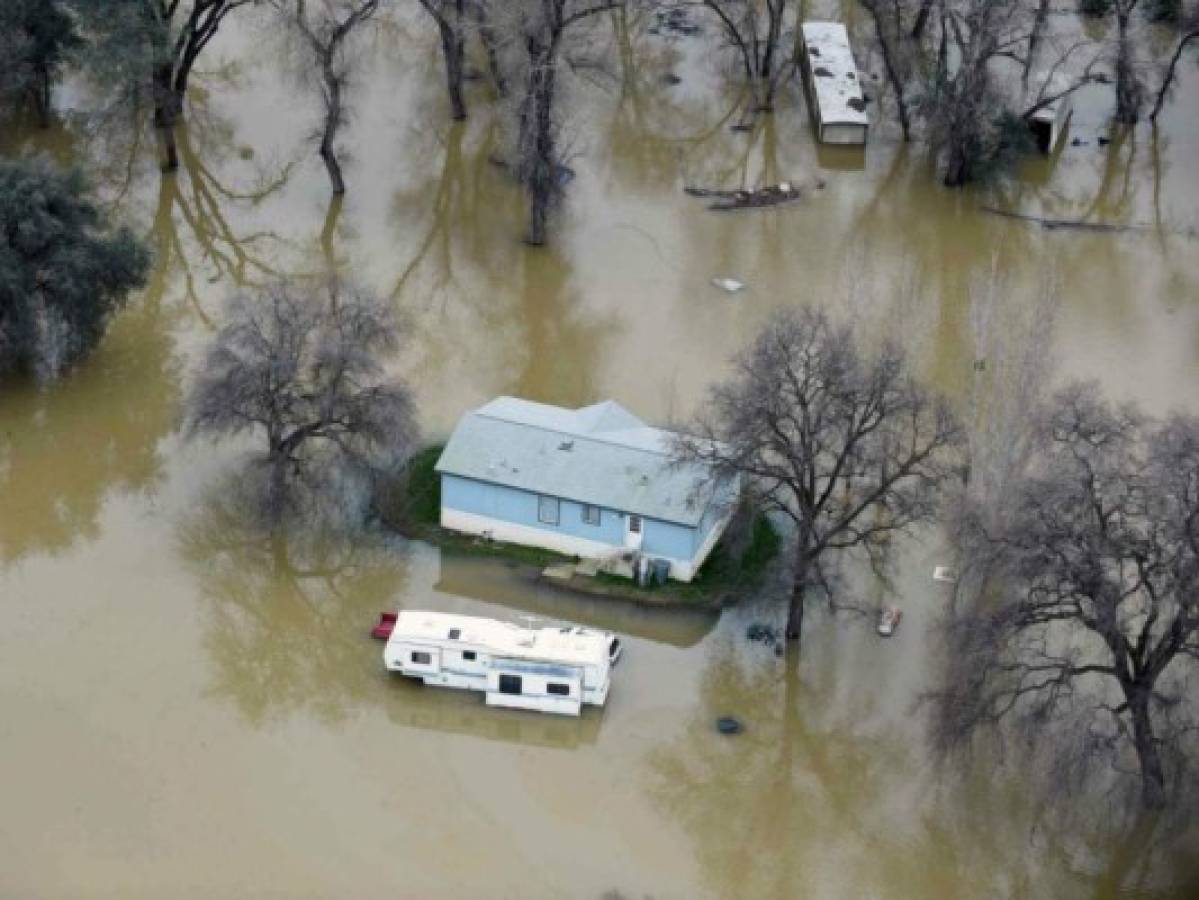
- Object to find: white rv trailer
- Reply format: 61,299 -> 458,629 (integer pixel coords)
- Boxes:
383,610 -> 622,716
800,22 -> 869,146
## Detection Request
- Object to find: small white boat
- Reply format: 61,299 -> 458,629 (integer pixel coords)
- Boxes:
877,606 -> 902,637
383,610 -> 622,716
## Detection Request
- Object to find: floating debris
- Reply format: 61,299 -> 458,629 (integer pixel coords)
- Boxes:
877,606 -> 902,637
712,276 -> 745,294
746,622 -> 780,646
686,181 -> 819,212
716,716 -> 744,735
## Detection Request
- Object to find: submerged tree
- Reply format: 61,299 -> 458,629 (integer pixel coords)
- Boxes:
185,279 -> 419,521
931,383 -> 1199,810
0,0 -> 83,126
674,307 -> 963,646
0,158 -> 151,380
275,0 -> 381,194
677,0 -> 794,113
1149,1 -> 1199,119
416,0 -> 470,120
70,0 -> 260,170
495,0 -> 623,245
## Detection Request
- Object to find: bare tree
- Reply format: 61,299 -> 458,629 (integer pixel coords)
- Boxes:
931,383 -> 1199,810
72,1 -> 261,170
674,0 -> 793,113
1149,1 -> 1199,120
674,307 -> 963,645
416,0 -> 469,119
495,0 -> 623,245
275,0 -> 381,194
860,0 -> 918,141
1114,0 -> 1145,123
185,279 -> 419,521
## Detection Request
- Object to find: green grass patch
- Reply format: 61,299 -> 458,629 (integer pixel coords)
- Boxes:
380,444 -> 574,568
595,510 -> 781,605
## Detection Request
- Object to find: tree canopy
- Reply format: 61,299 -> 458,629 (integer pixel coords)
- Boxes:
185,278 -> 419,521
0,158 -> 150,380
676,306 -> 964,645
932,383 -> 1199,809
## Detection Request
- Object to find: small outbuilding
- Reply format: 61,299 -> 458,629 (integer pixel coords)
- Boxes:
800,22 -> 870,146
435,397 -> 739,582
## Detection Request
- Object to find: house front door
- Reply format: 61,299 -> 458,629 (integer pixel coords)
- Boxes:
624,513 -> 643,551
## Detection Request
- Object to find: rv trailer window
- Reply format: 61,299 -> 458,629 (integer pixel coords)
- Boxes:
538,496 -> 560,525
462,651 -> 477,661
581,504 -> 600,525
547,683 -> 570,696
499,673 -> 522,695
410,651 -> 432,665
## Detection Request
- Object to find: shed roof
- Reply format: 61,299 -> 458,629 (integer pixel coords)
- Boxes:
802,22 -> 869,127
435,397 -> 732,527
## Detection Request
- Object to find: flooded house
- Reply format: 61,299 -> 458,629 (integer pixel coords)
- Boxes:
434,397 -> 739,582
799,21 -> 870,145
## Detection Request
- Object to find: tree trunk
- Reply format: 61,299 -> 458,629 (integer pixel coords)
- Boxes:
1128,689 -> 1167,809
438,18 -> 467,120
153,66 -> 184,171
1115,11 -> 1142,124
1150,30 -> 1199,120
943,143 -> 969,187
33,64 -> 52,128
472,2 -> 508,97
911,0 -> 935,39
320,64 -> 346,194
786,547 -> 808,641
523,41 -> 557,246
864,3 -> 911,141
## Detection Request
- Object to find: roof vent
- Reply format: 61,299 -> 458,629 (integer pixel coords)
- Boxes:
558,440 -> 574,451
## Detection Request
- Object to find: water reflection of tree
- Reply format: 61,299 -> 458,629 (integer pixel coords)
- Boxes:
646,637 -> 899,899
178,490 -> 411,724
147,122 -> 293,323
390,116 -> 620,409
0,293 -> 178,562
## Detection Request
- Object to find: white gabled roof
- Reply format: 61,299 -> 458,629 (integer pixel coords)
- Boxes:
435,397 -> 734,527
802,22 -> 869,128
388,610 -> 614,668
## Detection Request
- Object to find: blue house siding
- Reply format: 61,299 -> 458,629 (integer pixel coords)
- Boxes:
640,518 -> 696,561
442,474 -> 699,560
442,475 -> 627,547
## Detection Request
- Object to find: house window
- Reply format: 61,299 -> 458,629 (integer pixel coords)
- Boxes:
628,514 -> 643,534
463,651 -> 477,661
538,495 -> 560,525
581,504 -> 600,526
410,651 -> 432,665
547,683 -> 571,696
499,673 -> 522,695
448,628 -> 461,640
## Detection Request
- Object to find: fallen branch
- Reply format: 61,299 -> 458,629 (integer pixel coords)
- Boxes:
684,180 -> 824,211
980,205 -> 1132,233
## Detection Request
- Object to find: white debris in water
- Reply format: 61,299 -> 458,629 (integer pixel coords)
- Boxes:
711,277 -> 745,294
933,566 -> 957,583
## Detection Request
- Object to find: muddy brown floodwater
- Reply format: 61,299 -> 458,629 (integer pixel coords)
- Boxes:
2,3 -> 1199,898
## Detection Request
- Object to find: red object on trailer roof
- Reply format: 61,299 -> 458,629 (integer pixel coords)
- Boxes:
371,611 -> 398,640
